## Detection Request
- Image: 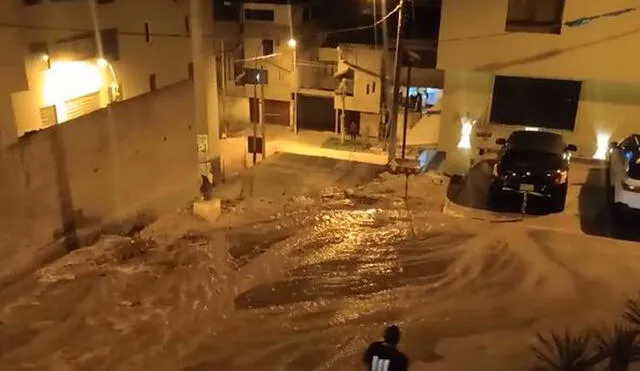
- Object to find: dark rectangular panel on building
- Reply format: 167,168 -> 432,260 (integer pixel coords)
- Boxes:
490,75 -> 582,131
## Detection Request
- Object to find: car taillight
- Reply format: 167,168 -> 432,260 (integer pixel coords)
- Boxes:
553,170 -> 568,185
621,180 -> 640,192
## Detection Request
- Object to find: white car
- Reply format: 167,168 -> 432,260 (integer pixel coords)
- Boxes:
608,134 -> 640,216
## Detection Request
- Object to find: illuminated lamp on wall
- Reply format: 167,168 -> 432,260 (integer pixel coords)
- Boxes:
593,132 -> 611,160
457,114 -> 476,149
525,127 -> 540,131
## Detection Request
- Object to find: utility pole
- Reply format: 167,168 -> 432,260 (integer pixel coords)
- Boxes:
290,39 -> 298,133
401,55 -> 411,159
373,0 -> 378,50
340,78 -> 347,144
260,64 -> 266,159
220,40 -> 227,137
190,0 -> 221,198
401,3 -> 415,159
379,0 -> 391,142
252,75 -> 258,165
387,0 -> 406,162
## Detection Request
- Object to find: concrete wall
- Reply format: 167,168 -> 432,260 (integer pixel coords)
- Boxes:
0,82 -> 198,280
0,2 -> 29,147
243,37 -> 294,102
360,112 -> 380,138
4,0 -> 195,141
225,96 -> 251,124
438,0 -> 640,82
438,70 -> 640,162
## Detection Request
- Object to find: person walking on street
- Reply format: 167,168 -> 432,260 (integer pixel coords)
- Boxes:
349,120 -> 358,141
363,325 -> 409,371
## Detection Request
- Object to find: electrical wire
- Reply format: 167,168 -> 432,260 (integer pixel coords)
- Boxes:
320,3 -> 401,35
0,4 -> 402,40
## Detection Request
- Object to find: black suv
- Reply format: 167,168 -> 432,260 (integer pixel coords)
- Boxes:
489,130 -> 577,212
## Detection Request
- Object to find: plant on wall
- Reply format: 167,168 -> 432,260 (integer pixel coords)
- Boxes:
532,295 -> 640,370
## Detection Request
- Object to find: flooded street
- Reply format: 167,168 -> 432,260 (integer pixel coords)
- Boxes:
2,155 -> 640,370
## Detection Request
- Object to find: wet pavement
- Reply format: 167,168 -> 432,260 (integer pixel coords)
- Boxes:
2,155 -> 640,370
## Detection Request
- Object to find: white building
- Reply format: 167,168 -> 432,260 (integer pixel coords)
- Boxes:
220,0 -> 327,129
331,36 -> 443,140
437,0 -> 640,173
0,0 -> 203,145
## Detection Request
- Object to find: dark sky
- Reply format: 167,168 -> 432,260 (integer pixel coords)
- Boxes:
320,0 -> 441,39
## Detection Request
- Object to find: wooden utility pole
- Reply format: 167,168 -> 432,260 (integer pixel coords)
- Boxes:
387,0 -> 406,162
260,64 -> 266,159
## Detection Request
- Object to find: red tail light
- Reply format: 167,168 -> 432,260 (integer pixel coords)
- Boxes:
553,170 -> 568,185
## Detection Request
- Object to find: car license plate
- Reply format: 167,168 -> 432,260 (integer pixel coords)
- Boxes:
519,183 -> 535,192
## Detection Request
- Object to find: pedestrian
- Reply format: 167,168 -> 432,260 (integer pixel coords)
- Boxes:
349,120 -> 358,141
415,92 -> 423,115
363,325 -> 409,371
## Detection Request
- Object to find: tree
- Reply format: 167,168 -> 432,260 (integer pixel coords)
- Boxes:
532,295 -> 640,370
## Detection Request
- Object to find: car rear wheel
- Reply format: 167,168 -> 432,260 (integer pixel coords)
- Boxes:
487,182 -> 502,210
550,184 -> 568,213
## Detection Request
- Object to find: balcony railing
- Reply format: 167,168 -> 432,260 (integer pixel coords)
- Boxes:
298,62 -> 338,92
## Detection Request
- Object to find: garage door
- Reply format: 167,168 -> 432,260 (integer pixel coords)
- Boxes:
264,99 -> 290,126
297,95 -> 335,132
40,105 -> 57,128
64,92 -> 101,122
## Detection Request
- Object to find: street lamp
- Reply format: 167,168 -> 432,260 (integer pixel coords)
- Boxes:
288,37 -> 298,133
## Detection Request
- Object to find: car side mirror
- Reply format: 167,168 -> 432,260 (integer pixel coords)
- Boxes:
609,141 -> 618,149
495,138 -> 506,145
566,144 -> 577,152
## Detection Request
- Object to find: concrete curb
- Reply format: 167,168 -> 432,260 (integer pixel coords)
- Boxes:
271,140 -> 389,166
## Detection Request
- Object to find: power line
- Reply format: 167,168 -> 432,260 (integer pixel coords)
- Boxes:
0,4 -> 402,40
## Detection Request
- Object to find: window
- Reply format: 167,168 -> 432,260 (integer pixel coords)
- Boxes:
244,9 -> 275,21
366,84 -> 370,95
372,82 -> 376,93
149,74 -> 157,91
262,40 -> 274,56
184,16 -> 190,35
100,28 -> 119,61
28,41 -> 48,54
144,22 -> 150,43
302,7 -> 311,22
490,76 -> 582,131
214,0 -> 241,21
505,0 -> 565,34
245,68 -> 268,85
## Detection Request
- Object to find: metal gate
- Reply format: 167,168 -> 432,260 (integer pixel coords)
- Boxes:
39,105 -> 57,127
64,92 -> 101,122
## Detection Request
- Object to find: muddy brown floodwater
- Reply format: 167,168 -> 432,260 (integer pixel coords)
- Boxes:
2,180 -> 640,371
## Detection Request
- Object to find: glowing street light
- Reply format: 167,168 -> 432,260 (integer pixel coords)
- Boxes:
287,38 -> 297,49
97,58 -> 109,68
41,54 -> 50,62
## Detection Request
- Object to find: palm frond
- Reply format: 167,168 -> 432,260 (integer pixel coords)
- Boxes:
593,324 -> 640,371
531,330 -> 596,371
623,298 -> 640,328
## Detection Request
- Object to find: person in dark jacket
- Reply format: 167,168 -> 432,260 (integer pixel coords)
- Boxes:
363,325 -> 409,371
349,120 -> 358,141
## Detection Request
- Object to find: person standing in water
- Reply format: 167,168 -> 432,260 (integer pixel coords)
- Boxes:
363,325 -> 409,371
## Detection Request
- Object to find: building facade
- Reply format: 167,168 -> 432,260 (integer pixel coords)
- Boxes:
220,0 -> 325,129
1,0 -> 199,146
437,0 -> 640,173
